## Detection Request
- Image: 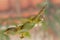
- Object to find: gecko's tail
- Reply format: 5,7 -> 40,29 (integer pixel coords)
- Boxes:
30,4 -> 47,21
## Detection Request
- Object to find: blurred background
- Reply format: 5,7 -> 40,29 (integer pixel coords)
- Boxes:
0,0 -> 60,40
0,0 -> 45,26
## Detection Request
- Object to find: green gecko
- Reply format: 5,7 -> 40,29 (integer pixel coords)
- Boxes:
5,4 -> 46,39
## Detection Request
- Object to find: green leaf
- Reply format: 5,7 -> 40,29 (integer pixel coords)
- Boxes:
24,32 -> 31,38
0,33 -> 10,40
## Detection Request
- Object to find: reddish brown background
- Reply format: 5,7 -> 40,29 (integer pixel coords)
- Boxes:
0,0 -> 60,18
0,0 -> 60,24
0,0 -> 44,25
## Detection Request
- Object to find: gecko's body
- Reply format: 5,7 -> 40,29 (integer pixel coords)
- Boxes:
5,5 -> 46,39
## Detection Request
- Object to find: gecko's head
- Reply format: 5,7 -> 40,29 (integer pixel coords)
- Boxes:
4,27 -> 17,35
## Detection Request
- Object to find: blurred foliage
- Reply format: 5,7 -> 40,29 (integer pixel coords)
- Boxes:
45,3 -> 60,36
0,30 -> 10,40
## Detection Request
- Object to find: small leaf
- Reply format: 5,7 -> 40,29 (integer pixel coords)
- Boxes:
24,32 -> 31,38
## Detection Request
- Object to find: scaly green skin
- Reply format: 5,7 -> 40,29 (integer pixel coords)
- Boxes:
5,5 -> 46,39
19,5 -> 46,31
